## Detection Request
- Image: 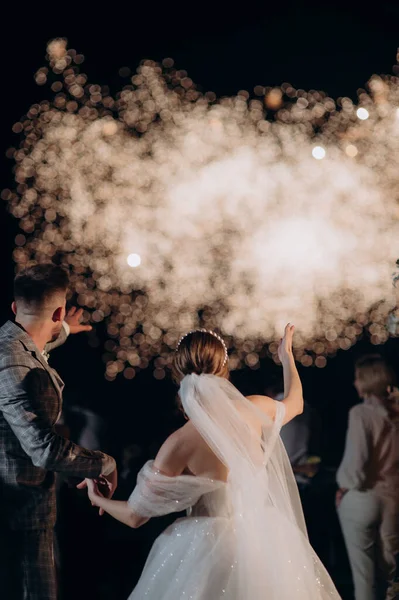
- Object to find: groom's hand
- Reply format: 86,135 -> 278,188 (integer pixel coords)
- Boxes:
77,467 -> 118,515
65,307 -> 92,335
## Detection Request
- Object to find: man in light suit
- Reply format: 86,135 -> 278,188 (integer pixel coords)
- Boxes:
336,355 -> 399,600
0,264 -> 117,600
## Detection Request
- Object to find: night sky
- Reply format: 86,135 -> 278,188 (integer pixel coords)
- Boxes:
1,0 -> 399,467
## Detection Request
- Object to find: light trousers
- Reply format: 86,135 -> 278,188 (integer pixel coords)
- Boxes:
338,490 -> 399,600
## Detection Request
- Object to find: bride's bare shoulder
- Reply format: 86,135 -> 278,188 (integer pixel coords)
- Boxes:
153,424 -> 193,476
246,395 -> 277,420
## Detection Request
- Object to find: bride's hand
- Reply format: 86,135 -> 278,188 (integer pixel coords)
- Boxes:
278,323 -> 295,363
86,479 -> 105,512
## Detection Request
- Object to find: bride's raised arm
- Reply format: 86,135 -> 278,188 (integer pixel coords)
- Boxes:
247,323 -> 304,425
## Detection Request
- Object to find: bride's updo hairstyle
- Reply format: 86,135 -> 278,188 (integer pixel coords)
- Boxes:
172,329 -> 229,384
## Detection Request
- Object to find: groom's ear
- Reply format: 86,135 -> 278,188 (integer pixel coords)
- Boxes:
11,301 -> 17,316
52,306 -> 64,323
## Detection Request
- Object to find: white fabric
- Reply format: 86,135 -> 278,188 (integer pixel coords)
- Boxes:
276,394 -> 310,465
62,320 -> 70,337
128,460 -> 225,517
276,392 -> 312,485
41,321 -> 70,363
128,374 -> 341,599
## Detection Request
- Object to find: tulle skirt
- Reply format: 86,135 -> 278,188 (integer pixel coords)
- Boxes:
128,509 -> 341,600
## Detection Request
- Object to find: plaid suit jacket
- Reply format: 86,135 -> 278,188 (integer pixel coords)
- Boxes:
0,321 -> 111,530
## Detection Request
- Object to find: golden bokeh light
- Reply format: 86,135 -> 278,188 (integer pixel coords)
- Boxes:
3,40 -> 399,379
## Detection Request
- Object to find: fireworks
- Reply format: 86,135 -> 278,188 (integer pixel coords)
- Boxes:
3,39 -> 399,380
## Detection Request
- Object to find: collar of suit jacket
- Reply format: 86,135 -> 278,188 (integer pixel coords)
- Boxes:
3,320 -> 44,358
2,320 -> 65,401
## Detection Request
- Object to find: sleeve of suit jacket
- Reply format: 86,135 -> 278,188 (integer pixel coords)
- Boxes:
0,361 -> 115,478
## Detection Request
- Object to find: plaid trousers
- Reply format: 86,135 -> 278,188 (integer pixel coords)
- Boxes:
0,528 -> 57,600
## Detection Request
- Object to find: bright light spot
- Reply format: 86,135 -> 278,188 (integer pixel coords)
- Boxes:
345,144 -> 358,158
7,42 -> 399,377
312,146 -> 326,160
265,88 -> 283,110
102,121 -> 118,136
127,253 -> 141,268
356,107 -> 369,120
47,39 -> 67,60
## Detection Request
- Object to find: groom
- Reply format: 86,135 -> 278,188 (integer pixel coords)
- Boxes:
0,264 -> 117,600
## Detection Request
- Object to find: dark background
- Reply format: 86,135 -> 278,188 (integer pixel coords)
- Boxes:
1,2 -> 399,598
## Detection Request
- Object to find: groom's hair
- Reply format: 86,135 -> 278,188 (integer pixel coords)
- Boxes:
14,264 -> 69,312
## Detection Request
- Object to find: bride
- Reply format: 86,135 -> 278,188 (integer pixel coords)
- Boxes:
86,324 -> 341,599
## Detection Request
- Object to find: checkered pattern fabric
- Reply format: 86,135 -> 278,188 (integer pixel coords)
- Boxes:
0,527 -> 57,600
0,320 -> 115,599
0,320 -> 112,530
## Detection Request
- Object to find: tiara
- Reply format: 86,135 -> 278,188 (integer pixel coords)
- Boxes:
176,329 -> 228,366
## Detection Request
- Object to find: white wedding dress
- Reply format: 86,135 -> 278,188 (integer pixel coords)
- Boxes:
128,374 -> 341,599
